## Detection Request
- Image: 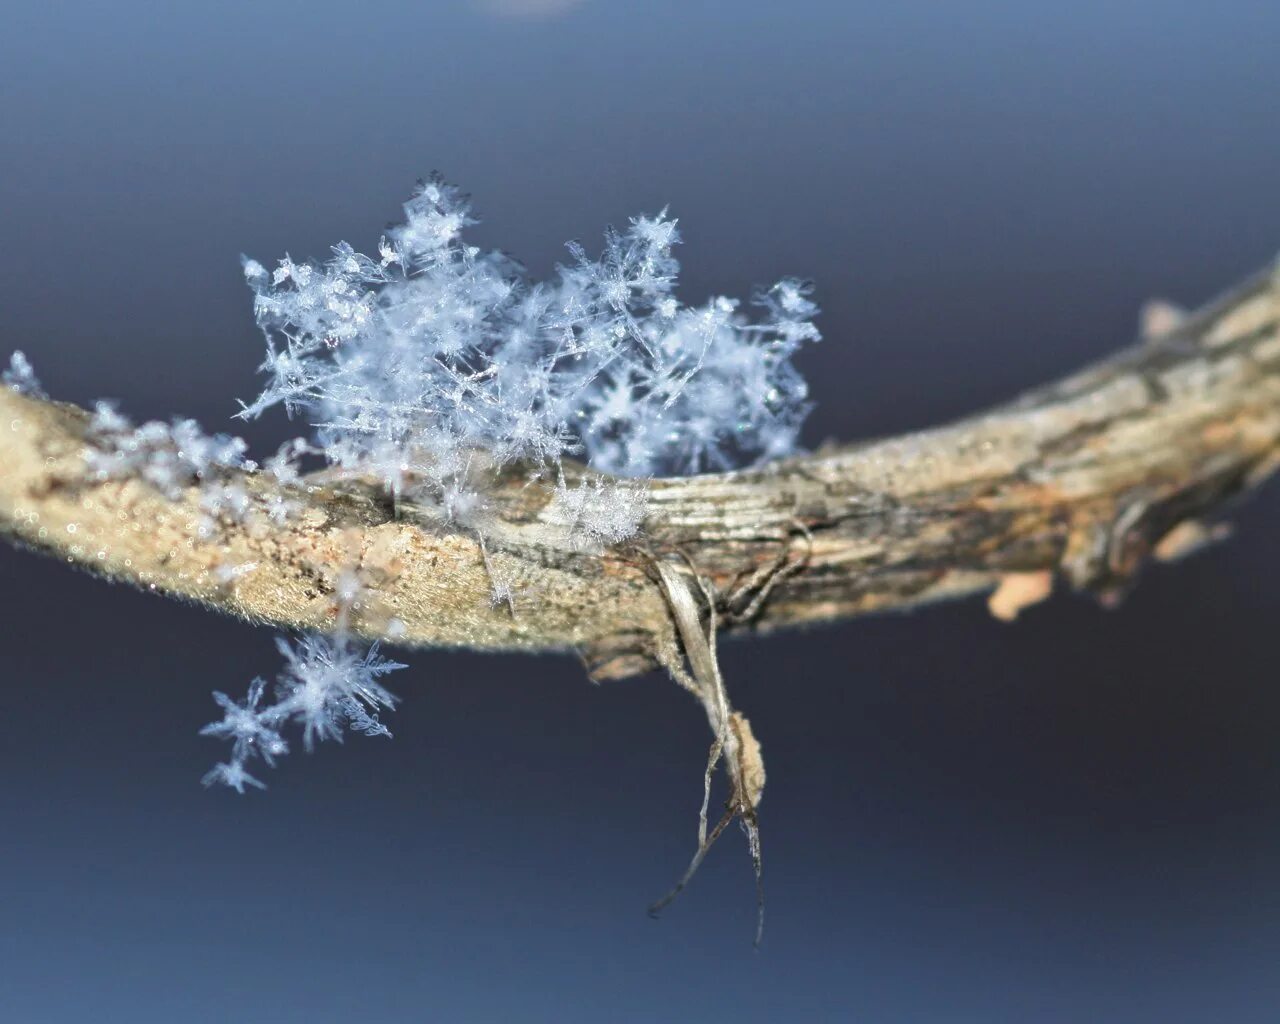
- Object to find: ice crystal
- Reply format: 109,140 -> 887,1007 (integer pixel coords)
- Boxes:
546,474 -> 650,548
4,351 -> 46,399
201,632 -> 405,791
240,176 -> 820,536
201,760 -> 266,794
84,402 -> 254,498
81,404 -> 307,536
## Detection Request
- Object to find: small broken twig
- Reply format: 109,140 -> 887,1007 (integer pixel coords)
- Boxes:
649,557 -> 768,946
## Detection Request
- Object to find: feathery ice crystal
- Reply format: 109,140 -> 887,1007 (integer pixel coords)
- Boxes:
240,176 -> 820,513
202,632 -> 405,792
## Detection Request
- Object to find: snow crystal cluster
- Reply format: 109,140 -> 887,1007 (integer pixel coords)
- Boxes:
83,403 -> 303,531
85,402 -> 253,496
241,176 -> 820,521
202,632 -> 405,792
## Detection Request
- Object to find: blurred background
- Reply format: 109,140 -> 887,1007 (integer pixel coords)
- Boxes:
2,1 -> 1280,1020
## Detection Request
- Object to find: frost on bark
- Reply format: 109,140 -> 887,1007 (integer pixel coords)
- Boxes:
4,263 -> 1278,673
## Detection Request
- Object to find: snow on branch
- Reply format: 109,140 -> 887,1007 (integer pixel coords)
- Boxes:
4,178 -> 824,790
239,176 -> 820,517
4,264 -> 1279,661
2,202 -> 1280,807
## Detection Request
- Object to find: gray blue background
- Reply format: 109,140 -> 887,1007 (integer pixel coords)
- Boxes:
2,2 -> 1280,1020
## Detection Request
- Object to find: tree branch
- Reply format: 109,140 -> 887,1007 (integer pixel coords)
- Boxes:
4,265 -> 1280,679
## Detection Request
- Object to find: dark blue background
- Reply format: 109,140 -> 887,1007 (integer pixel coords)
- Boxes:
3,2 -> 1280,1020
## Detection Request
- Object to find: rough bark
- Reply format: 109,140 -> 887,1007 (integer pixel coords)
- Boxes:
3,265 -> 1279,679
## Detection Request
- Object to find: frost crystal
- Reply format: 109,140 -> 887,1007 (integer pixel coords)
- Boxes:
81,404 -> 306,536
4,351 -> 46,399
85,403 -> 254,498
546,474 -> 649,548
201,632 -> 405,791
273,633 -> 403,748
241,176 -> 820,523
201,677 -> 288,767
201,760 -> 266,794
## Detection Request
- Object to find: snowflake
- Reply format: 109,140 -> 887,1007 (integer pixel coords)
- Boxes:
200,677 -> 288,767
201,632 -> 406,791
201,760 -> 267,794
